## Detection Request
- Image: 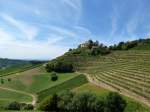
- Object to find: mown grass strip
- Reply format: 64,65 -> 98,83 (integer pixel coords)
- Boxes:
37,74 -> 88,102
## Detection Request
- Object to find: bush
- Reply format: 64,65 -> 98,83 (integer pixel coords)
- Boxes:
23,104 -> 34,110
38,94 -> 59,111
1,78 -> 4,84
71,92 -> 104,112
38,91 -> 104,112
8,78 -> 11,82
5,102 -> 34,111
105,92 -> 127,112
38,91 -> 127,112
51,72 -> 58,81
5,101 -> 21,110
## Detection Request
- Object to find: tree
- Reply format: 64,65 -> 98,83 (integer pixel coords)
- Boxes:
38,94 -> 59,112
105,92 -> 127,112
51,72 -> 58,81
71,92 -> 103,112
46,61 -> 74,73
58,91 -> 75,111
87,39 -> 94,49
8,78 -> 11,82
94,40 -> 99,46
1,78 -> 4,84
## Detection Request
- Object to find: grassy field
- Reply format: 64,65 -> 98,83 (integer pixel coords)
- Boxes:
0,63 -> 42,77
74,83 -> 150,112
0,66 -> 85,107
37,74 -> 88,101
0,88 -> 32,106
0,72 -> 79,93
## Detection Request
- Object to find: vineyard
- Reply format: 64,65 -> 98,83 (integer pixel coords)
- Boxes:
74,50 -> 150,106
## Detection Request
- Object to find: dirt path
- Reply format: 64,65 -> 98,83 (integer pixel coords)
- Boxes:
77,72 -> 150,107
0,86 -> 37,106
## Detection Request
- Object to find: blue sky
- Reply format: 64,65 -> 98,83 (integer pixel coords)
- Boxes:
0,0 -> 150,60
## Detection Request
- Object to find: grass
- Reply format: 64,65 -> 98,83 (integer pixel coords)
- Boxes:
37,74 -> 88,101
1,70 -> 78,93
28,72 -> 79,93
74,83 -> 150,112
0,63 -> 42,77
1,49 -> 150,111
73,83 -> 109,97
0,67 -> 83,106
0,88 -> 32,106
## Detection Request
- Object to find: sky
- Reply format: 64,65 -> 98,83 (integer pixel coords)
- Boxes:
0,0 -> 150,60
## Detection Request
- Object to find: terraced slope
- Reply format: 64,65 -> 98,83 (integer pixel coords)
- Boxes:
46,46 -> 150,106
73,50 -> 150,106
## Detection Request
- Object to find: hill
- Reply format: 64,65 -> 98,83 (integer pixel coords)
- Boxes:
46,38 -> 150,107
0,58 -> 29,69
0,58 -> 45,77
0,38 -> 150,111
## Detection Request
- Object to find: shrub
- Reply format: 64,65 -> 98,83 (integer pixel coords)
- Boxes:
38,91 -> 104,112
5,101 -> 21,110
71,92 -> 104,112
5,102 -> 34,111
23,104 -> 34,110
51,72 -> 58,81
38,92 -> 127,112
38,94 -> 59,111
105,92 -> 127,112
1,78 -> 4,84
8,78 -> 11,82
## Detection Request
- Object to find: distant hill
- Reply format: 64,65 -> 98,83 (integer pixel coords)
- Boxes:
0,58 -> 30,69
0,58 -> 46,76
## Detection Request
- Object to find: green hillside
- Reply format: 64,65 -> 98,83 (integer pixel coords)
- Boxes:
45,38 -> 150,107
0,59 -> 45,77
0,38 -> 150,111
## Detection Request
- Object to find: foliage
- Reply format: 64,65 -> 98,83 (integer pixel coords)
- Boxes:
105,92 -> 127,112
37,74 -> 88,101
46,61 -> 74,73
23,104 -> 34,110
5,101 -> 34,111
0,78 -> 4,84
7,78 -> 11,82
70,92 -> 104,112
38,91 -> 126,112
91,46 -> 110,56
109,38 -> 150,50
51,72 -> 58,81
5,101 -> 21,110
38,94 -> 59,111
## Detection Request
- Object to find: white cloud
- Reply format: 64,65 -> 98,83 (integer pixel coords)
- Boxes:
0,28 -> 15,42
1,13 -> 38,41
48,26 -> 76,38
63,0 -> 82,10
0,0 -> 85,59
110,7 -> 118,37
0,28 -> 68,60
0,41 -> 68,60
